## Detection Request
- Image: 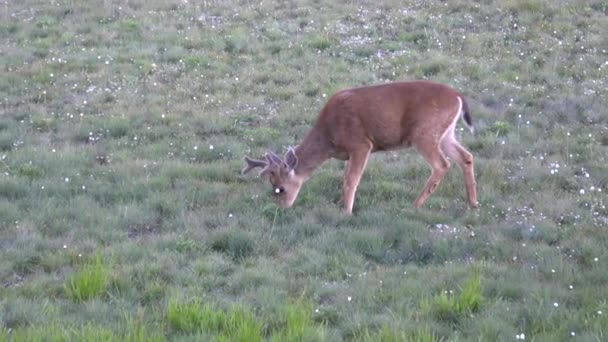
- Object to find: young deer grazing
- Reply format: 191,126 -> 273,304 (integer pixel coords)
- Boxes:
242,81 -> 478,214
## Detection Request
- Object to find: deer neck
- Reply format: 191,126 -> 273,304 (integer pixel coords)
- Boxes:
294,127 -> 331,180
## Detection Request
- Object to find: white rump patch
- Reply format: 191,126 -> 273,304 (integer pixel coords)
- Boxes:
441,97 -> 462,143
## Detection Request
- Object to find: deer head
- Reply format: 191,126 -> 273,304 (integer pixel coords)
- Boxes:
242,147 -> 304,208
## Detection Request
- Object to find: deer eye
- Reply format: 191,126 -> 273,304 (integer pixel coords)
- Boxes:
274,187 -> 284,195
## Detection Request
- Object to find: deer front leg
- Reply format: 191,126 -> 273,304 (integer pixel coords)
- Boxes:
342,147 -> 371,214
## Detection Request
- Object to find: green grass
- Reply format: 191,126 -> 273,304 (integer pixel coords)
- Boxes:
0,315 -> 164,342
1,0 -> 608,340
354,325 -> 438,342
165,297 -> 321,341
271,298 -> 325,341
64,253 -> 111,302
420,272 -> 483,323
166,297 -> 264,339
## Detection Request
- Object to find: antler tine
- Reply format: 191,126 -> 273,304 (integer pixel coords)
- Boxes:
241,156 -> 268,175
265,150 -> 284,166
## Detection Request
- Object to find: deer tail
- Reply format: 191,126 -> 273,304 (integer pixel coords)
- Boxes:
459,96 -> 475,134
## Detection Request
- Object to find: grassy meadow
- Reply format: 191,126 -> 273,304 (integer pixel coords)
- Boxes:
1,0 -> 607,340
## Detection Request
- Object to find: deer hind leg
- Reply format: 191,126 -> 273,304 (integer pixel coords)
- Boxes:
412,141 -> 450,208
342,145 -> 372,214
441,137 -> 478,208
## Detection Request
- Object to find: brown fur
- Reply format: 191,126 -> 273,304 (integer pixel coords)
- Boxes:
243,80 -> 478,214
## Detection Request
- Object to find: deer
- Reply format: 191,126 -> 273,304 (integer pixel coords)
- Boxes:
242,80 -> 478,215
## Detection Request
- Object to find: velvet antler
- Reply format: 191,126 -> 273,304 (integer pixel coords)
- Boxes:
241,156 -> 268,175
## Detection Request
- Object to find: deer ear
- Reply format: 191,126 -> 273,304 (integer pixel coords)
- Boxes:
284,147 -> 298,171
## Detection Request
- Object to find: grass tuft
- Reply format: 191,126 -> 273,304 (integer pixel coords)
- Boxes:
165,297 -> 262,340
210,230 -> 255,261
421,272 -> 483,323
306,33 -> 336,50
271,298 -> 325,341
166,297 -> 208,333
355,325 -> 438,342
64,253 -> 111,302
